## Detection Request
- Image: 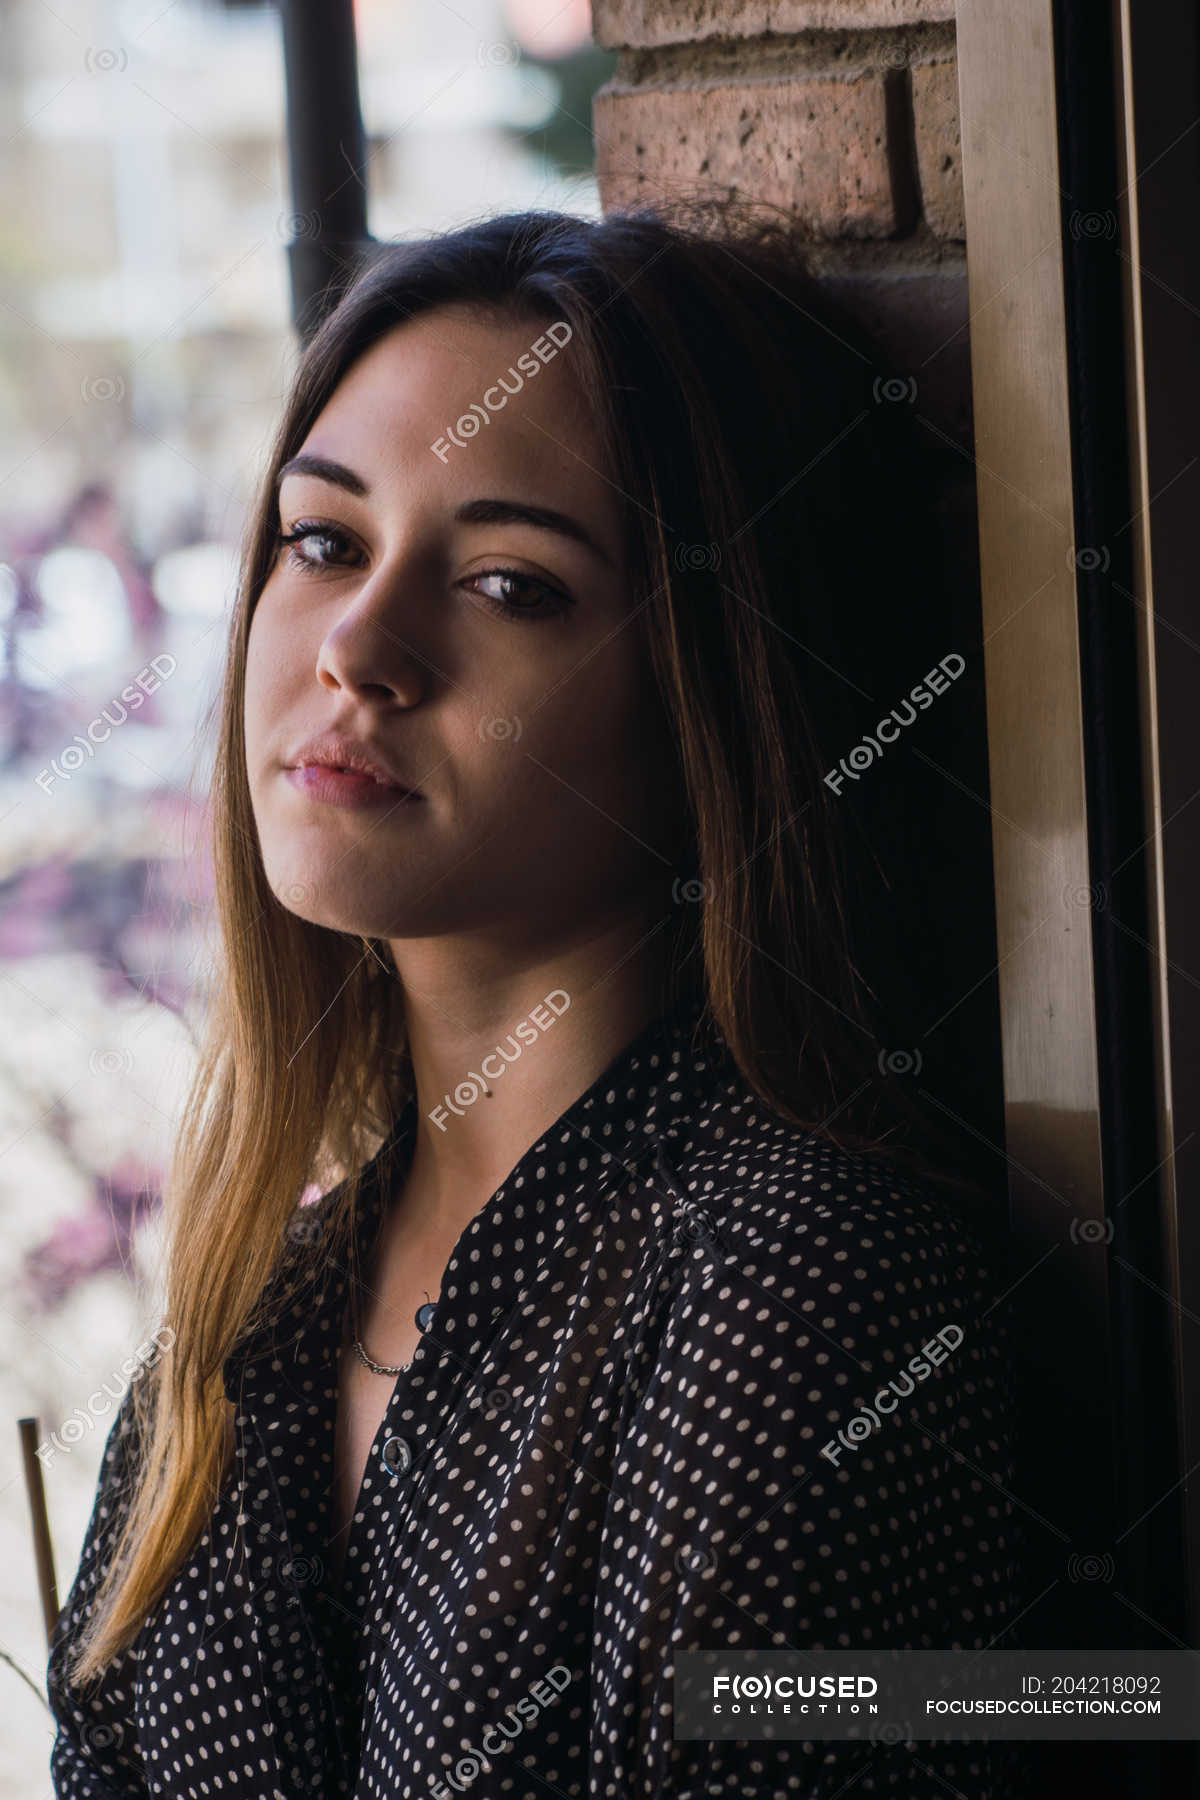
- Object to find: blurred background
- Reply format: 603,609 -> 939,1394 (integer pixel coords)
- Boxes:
0,1 -> 613,1788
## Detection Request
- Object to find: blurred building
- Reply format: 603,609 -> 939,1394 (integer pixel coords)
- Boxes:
0,4 -> 612,1790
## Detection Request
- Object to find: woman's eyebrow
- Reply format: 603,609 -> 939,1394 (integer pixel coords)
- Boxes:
277,453 -> 367,496
454,497 -> 614,568
276,455 -> 614,569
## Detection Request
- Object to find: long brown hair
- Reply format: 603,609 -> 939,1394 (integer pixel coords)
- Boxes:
68,200 -> 991,1684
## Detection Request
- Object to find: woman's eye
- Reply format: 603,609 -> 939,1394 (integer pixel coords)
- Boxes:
275,521 -> 359,571
461,568 -> 570,620
273,527 -> 569,621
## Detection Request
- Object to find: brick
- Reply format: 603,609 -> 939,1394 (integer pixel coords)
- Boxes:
593,72 -> 903,237
591,0 -> 955,49
911,58 -> 964,238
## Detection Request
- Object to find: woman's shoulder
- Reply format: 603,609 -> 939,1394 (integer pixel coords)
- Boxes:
670,1097 -> 1000,1280
644,1109 -> 1017,1479
655,1103 -> 1017,1398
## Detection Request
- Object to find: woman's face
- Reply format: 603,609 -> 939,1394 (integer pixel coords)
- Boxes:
244,303 -> 684,953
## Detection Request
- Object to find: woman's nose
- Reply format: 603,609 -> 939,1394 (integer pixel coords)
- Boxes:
314,571 -> 433,706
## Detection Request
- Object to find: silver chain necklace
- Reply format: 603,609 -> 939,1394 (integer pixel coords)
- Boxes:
351,1337 -> 411,1377
350,1276 -> 434,1377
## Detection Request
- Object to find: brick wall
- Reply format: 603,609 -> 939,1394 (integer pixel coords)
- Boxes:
589,0 -> 970,447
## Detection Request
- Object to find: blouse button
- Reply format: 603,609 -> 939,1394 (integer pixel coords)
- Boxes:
380,1435 -> 412,1476
416,1302 -> 436,1331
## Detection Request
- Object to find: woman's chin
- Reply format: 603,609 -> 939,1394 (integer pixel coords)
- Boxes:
266,878 -> 410,937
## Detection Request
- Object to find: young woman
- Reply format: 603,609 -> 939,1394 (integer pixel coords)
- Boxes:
48,205 -> 1030,1798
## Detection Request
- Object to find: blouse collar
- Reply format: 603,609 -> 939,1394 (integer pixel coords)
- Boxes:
222,984 -> 735,1402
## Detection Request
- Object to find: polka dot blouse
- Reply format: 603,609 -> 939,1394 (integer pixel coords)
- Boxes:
48,988 -> 1032,1796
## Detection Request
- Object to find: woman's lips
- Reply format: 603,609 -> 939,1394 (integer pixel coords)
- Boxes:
285,764 -> 425,811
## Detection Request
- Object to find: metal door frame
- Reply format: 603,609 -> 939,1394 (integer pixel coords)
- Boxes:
956,0 -> 1196,1746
